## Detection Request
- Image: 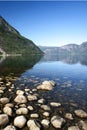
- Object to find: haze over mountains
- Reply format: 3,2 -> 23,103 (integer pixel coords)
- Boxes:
0,16 -> 43,55
39,42 -> 87,55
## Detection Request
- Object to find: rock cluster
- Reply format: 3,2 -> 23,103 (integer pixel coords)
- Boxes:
0,77 -> 87,130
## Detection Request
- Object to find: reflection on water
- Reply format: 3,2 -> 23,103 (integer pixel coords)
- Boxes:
41,54 -> 87,65
1,54 -> 87,130
0,55 -> 42,76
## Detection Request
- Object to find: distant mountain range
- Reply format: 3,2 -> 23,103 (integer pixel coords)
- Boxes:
0,16 -> 43,55
39,42 -> 87,55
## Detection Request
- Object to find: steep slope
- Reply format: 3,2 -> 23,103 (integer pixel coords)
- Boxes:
0,16 -> 43,55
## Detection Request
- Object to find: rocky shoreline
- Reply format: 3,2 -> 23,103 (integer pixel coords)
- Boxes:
0,76 -> 87,130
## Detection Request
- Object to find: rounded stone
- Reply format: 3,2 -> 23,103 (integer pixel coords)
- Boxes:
41,119 -> 50,128
14,115 -> 26,128
14,95 -> 27,104
4,125 -> 16,130
0,114 -> 9,126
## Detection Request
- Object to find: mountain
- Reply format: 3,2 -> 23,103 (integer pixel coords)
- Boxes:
0,16 -> 43,55
39,42 -> 87,55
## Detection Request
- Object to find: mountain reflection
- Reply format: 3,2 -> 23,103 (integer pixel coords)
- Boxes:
41,54 -> 87,65
0,55 -> 42,76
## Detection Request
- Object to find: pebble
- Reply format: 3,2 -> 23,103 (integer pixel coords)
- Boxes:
27,94 -> 37,101
78,120 -> 87,130
4,125 -> 16,130
3,106 -> 12,116
14,95 -> 27,104
27,105 -> 34,111
43,112 -> 50,117
0,114 -> 9,126
0,97 -> 9,104
65,113 -> 73,120
30,113 -> 39,118
16,108 -> 28,115
74,109 -> 87,118
41,105 -> 51,111
14,115 -> 26,128
51,115 -> 66,128
27,119 -> 41,130
68,126 -> 80,130
50,102 -> 61,107
41,119 -> 50,128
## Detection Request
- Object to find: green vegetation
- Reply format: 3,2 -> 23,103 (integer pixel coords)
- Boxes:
0,16 -> 43,55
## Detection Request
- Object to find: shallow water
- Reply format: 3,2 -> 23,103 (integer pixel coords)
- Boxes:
0,54 -> 87,129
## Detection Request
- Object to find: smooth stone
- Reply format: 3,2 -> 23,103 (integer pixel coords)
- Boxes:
41,119 -> 50,128
74,109 -> 87,118
38,98 -> 45,104
78,120 -> 87,130
14,115 -> 26,128
4,125 -> 16,130
27,94 -> 37,101
0,97 -> 9,104
0,87 -> 6,90
43,112 -> 50,117
65,113 -> 73,120
0,114 -> 9,126
25,88 -> 30,92
37,84 -> 53,91
50,102 -> 61,107
27,105 -> 34,111
51,115 -> 66,128
14,95 -> 27,104
27,119 -> 41,130
42,80 -> 55,86
16,90 -> 24,95
3,106 -> 12,116
16,108 -> 28,115
30,113 -> 39,118
41,105 -> 51,111
0,90 -> 4,94
19,104 -> 26,108
6,82 -> 11,86
37,80 -> 56,91
68,126 -> 80,130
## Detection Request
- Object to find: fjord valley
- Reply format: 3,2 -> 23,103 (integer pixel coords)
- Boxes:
0,2 -> 87,129
0,16 -> 43,55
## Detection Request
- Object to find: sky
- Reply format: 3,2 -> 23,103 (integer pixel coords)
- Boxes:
0,1 -> 87,47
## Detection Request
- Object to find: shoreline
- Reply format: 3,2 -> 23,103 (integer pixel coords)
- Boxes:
0,75 -> 87,130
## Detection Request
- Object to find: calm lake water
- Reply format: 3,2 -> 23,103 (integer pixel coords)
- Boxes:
0,54 -> 87,129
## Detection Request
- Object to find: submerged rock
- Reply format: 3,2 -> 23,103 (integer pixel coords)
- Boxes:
0,97 -> 9,104
41,105 -> 51,111
43,112 -> 50,117
27,94 -> 37,101
38,98 -> 45,104
37,80 -> 56,91
14,115 -> 26,128
0,114 -> 9,126
78,120 -> 87,130
50,102 -> 61,107
30,113 -> 39,118
16,108 -> 28,115
4,125 -> 16,130
51,115 -> 66,128
14,95 -> 27,104
27,119 -> 41,130
41,119 -> 50,128
68,126 -> 80,130
3,106 -> 12,116
65,113 -> 73,120
27,105 -> 34,111
74,109 -> 87,118
16,90 -> 24,95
